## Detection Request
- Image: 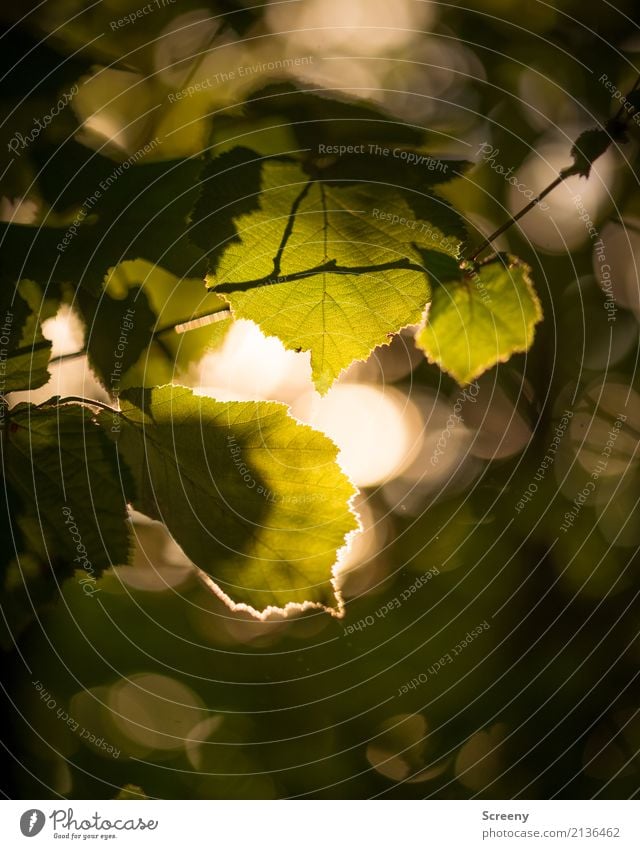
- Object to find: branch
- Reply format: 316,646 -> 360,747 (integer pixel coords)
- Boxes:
469,175 -> 566,263
468,73 -> 640,264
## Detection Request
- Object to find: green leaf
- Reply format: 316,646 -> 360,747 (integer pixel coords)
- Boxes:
415,257 -> 543,384
194,149 -> 465,393
316,150 -> 470,192
236,83 -> 428,151
0,282 -> 52,393
108,385 -> 358,614
4,403 -> 131,579
190,147 -> 264,272
99,260 -> 232,389
0,482 -> 65,650
76,286 -> 156,391
0,155 -> 208,295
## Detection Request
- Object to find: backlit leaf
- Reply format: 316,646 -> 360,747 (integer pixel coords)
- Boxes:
108,386 -> 359,615
415,257 -> 543,384
193,149 -> 466,392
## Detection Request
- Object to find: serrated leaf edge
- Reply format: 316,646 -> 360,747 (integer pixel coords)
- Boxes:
415,256 -> 543,385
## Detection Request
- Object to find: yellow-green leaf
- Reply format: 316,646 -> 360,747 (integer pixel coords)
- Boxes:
109,386 -> 359,615
415,257 -> 543,384
194,149 -> 465,393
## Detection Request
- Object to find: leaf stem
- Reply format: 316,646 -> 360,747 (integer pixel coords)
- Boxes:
54,395 -> 118,414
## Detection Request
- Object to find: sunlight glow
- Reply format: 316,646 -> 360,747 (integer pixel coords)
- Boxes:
266,0 -> 435,53
293,383 -> 423,487
192,319 -> 311,401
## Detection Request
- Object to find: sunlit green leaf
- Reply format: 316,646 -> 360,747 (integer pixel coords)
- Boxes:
109,385 -> 358,613
194,149 -> 465,392
415,257 -> 543,384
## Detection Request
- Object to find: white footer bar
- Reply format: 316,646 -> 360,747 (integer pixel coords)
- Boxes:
0,800 -> 638,848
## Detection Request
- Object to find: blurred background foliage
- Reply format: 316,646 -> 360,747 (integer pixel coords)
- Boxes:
1,0 -> 640,799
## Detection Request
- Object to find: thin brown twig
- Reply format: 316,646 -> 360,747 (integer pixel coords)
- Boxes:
468,174 -> 566,263
468,72 -> 640,264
